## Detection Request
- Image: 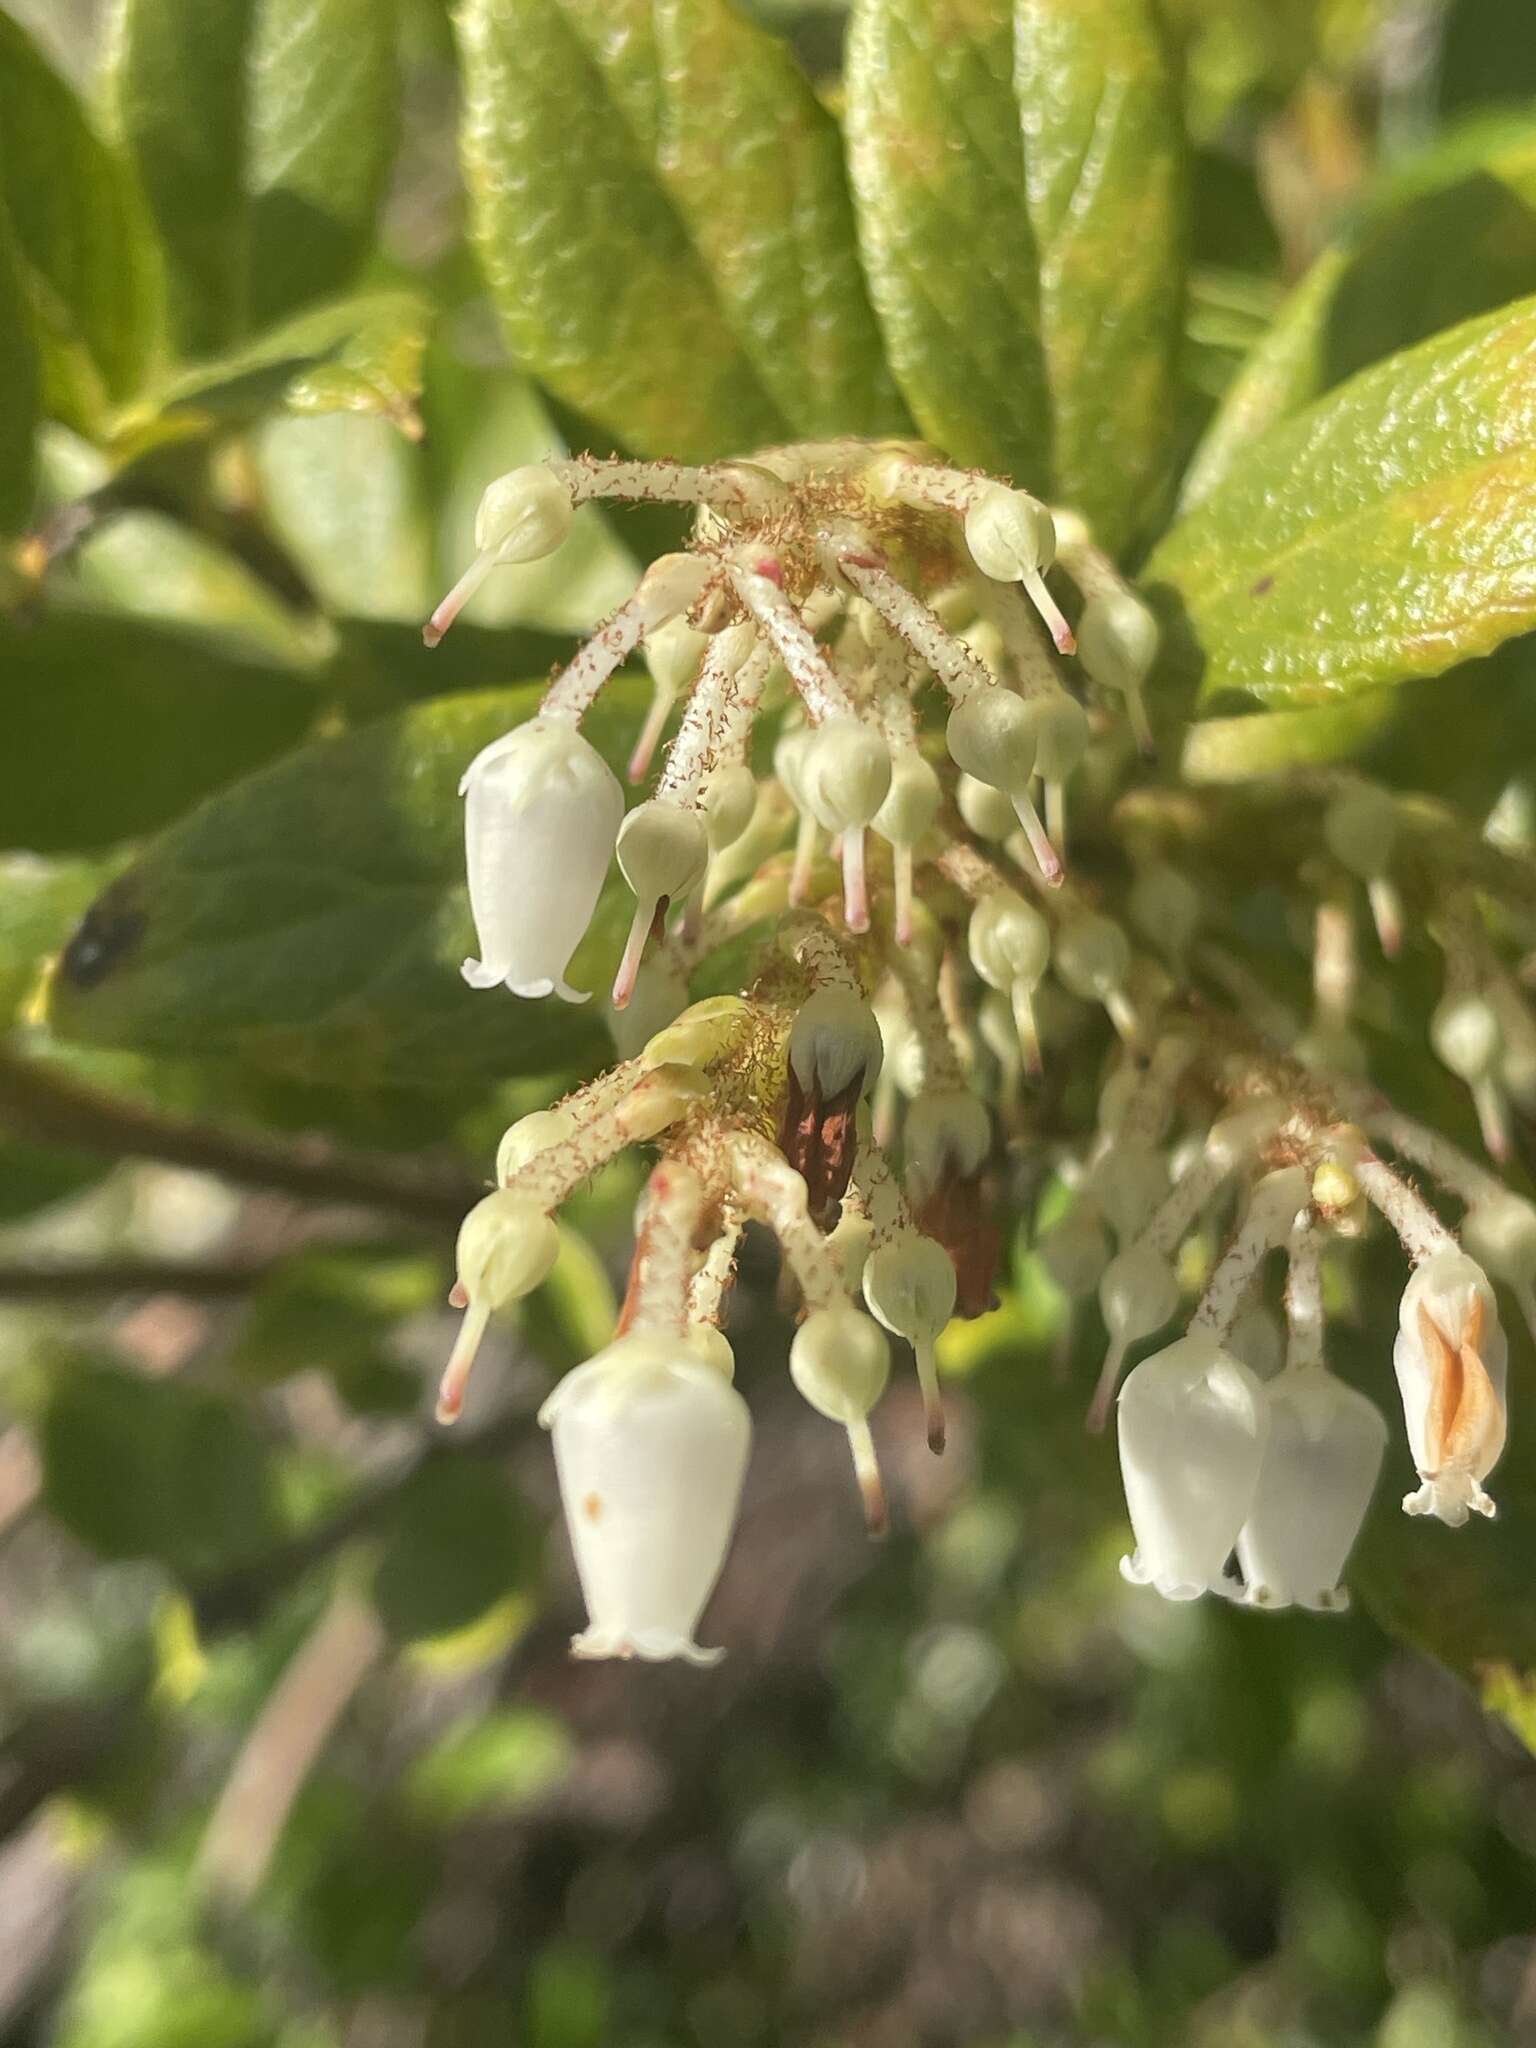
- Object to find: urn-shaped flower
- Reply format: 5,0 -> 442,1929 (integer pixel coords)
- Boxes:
539,1332 -> 752,1662
1236,1373 -> 1388,1611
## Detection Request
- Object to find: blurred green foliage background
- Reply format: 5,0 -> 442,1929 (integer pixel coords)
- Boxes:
3,0 -> 1536,2044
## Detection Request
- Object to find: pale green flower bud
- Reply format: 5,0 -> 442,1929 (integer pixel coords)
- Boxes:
496,1106 -> 577,1186
456,1189 -> 562,1308
956,772 -> 1017,842
799,717 -> 893,832
790,1307 -> 891,1423
1053,913 -> 1132,1001
873,750 -> 941,849
962,486 -> 1055,583
635,552 -> 715,629
701,764 -> 757,852
1431,993 -> 1501,1080
475,464 -> 575,561
946,689 -> 1036,795
1323,784 -> 1398,878
617,800 -> 710,906
968,892 -> 1050,992
644,615 -> 708,695
862,1234 -> 958,1346
1076,587 -> 1159,695
1129,863 -> 1202,963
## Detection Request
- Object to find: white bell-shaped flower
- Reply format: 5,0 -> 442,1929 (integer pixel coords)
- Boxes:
539,1331 -> 752,1663
460,720 -> 622,1001
1117,1331 -> 1269,1601
1235,1373 -> 1388,1611
1392,1249 -> 1508,1525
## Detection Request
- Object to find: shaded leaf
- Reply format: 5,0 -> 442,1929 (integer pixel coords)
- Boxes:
46,682 -> 649,1092
456,0 -> 786,459
0,607 -> 316,853
845,0 -> 1050,482
1183,116 -> 1536,505
0,207 -> 39,535
0,853 -> 104,1023
1149,297 -> 1536,714
0,11 -> 158,413
107,0 -> 400,355
42,1364 -> 279,1575
372,1461 -> 537,1641
1014,0 -> 1187,551
254,410 -> 432,625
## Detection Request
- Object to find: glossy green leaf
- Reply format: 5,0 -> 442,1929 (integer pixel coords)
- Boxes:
0,853 -> 104,1023
42,1363 -> 279,1575
46,682 -> 649,1091
1149,296 -> 1536,713
0,11 -> 158,413
0,207 -> 39,534
845,0 -> 1050,483
107,0 -> 400,356
1183,116 -> 1536,506
372,1461 -> 537,1641
254,410 -> 433,625
459,0 -> 805,460
1014,0 -> 1187,552
0,607 -> 316,853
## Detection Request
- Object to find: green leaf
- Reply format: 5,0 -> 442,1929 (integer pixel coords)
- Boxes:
1148,296 -> 1536,717
230,1247 -> 437,1415
0,207 -> 39,535
406,1708 -> 573,1821
254,410 -> 433,625
456,0 -> 786,460
372,1461 -> 537,1641
42,1363 -> 279,1575
46,682 -> 649,1092
845,0 -> 1050,483
1183,116 -> 1536,506
158,290 -> 431,438
0,607 -> 316,853
1014,0 -> 1187,552
107,0 -> 400,356
0,852 -> 104,1023
0,10 -> 158,413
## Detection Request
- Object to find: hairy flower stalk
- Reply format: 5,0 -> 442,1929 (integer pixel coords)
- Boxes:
419,435 -> 1535,1658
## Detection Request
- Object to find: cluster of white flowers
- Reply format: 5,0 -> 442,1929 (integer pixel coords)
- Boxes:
421,437 -> 1528,1660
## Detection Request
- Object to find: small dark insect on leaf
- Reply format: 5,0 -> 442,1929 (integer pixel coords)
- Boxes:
61,895 -> 146,990
1251,574 -> 1275,596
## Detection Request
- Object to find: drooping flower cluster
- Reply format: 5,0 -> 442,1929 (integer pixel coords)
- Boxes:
422,437 -> 1529,1659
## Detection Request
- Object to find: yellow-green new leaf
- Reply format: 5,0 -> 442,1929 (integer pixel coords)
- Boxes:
457,0 -> 897,460
846,0 -> 1050,483
1015,0 -> 1186,553
1149,296 -> 1536,714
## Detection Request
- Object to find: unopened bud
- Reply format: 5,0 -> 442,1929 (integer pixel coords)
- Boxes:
1076,588 -> 1159,695
701,764 -> 757,852
1129,863 -> 1202,963
617,1061 -> 711,1141
618,800 -> 710,904
497,1106 -> 577,1186
457,1189 -> 561,1308
789,986 -> 884,1100
1053,914 -> 1132,1001
1324,784 -> 1397,878
1431,993 -> 1501,1080
645,615 -> 708,695
475,464 -> 575,561
636,552 -> 715,629
946,689 -> 1036,795
798,717 -> 893,831
969,891 -> 1050,992
790,1307 -> 891,1422
956,772 -> 1017,842
1462,1191 -> 1536,1289
1022,692 -> 1091,782
863,1234 -> 958,1345
963,486 -> 1055,582
643,994 -> 752,1071
905,1088 -> 991,1205
873,750 -> 941,848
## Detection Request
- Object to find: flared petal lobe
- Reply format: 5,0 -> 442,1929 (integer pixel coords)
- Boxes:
460,721 -> 623,1001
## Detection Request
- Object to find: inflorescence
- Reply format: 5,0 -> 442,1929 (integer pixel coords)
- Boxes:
422,438 -> 1528,1662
